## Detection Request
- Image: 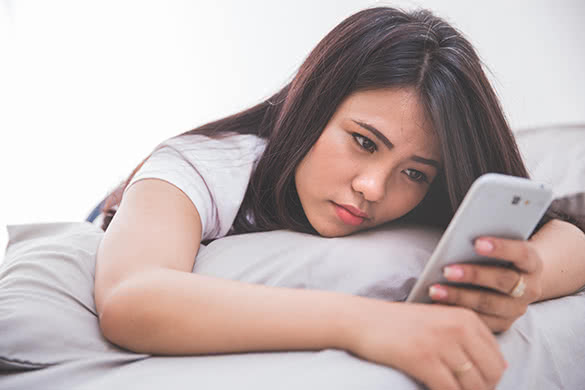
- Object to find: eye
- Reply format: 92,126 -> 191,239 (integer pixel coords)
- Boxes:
351,133 -> 377,153
404,168 -> 428,183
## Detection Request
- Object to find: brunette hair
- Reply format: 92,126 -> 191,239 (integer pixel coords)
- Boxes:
100,6 -> 584,235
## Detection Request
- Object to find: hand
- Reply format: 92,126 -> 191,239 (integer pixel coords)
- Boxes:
428,237 -> 544,333
348,300 -> 507,390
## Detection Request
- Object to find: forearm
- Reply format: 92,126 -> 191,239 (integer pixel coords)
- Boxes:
98,267 -> 362,355
530,219 -> 585,301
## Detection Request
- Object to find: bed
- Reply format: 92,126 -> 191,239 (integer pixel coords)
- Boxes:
1,124 -> 584,390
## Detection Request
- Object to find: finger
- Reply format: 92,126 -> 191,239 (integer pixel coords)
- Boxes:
470,314 -> 509,370
474,237 -> 540,274
441,349 -> 487,390
466,308 -> 505,351
429,284 -> 524,318
442,264 -> 525,296
461,329 -> 507,388
415,360 -> 462,390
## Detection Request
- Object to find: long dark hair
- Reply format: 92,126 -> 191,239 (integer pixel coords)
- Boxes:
101,6 -> 584,235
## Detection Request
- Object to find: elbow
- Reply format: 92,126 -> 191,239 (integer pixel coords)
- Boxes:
97,283 -> 155,354
97,287 -> 135,352
97,291 -> 128,350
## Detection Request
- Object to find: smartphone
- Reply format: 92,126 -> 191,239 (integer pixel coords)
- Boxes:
406,173 -> 553,304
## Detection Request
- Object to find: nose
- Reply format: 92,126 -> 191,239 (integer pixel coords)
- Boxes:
351,166 -> 390,203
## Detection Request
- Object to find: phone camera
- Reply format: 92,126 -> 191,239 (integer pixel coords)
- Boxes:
511,196 -> 521,205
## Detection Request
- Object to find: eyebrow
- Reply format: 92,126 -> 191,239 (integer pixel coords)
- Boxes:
352,119 -> 441,169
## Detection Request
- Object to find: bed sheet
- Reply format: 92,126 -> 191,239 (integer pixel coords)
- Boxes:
2,293 -> 585,390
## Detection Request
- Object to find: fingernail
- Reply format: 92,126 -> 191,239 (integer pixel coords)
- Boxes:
429,285 -> 448,299
443,266 -> 464,280
475,239 -> 494,253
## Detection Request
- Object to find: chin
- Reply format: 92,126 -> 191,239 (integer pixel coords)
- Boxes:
311,221 -> 359,238
305,204 -> 365,237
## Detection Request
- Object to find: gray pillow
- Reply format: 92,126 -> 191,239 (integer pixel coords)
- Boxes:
515,124 -> 585,198
195,225 -> 441,299
0,221 -> 441,369
0,222 -> 146,370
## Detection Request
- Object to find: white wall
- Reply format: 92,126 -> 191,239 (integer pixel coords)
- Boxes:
1,0 -> 584,259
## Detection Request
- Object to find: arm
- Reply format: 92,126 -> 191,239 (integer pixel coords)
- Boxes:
95,178 -> 354,354
95,179 -> 505,389
99,267 -> 359,355
529,218 -> 585,301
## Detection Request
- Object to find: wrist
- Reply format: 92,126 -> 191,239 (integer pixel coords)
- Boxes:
332,294 -> 384,353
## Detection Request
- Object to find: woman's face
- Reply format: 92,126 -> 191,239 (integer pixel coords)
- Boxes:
295,87 -> 442,237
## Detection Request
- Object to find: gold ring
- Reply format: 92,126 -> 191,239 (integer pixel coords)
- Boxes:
453,361 -> 474,376
510,274 -> 526,298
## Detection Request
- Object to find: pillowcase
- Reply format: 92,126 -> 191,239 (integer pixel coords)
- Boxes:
194,224 -> 441,299
515,125 -> 585,231
0,221 -> 441,369
0,222 -> 147,370
515,124 -> 585,198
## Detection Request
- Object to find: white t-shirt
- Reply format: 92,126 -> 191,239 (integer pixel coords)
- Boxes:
107,133 -> 267,241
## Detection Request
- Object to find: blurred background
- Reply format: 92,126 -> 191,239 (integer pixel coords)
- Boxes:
1,0 -> 584,258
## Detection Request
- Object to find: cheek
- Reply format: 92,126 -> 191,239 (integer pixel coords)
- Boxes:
407,191 -> 427,212
295,149 -> 328,206
298,138 -> 351,187
294,156 -> 311,202
380,184 -> 429,221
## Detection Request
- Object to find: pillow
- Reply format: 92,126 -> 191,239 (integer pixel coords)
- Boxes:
515,125 -> 585,230
515,124 -> 585,198
0,221 -> 441,369
0,222 -> 147,370
194,224 -> 441,297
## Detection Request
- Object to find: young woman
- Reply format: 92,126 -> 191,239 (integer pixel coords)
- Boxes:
94,7 -> 585,390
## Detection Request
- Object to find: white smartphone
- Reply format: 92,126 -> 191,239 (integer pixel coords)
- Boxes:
406,173 -> 553,304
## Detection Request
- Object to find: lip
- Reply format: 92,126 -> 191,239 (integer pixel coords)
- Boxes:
338,203 -> 369,219
333,202 -> 369,226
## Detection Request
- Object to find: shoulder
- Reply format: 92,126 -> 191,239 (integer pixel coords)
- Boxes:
145,132 -> 266,239
161,132 -> 267,162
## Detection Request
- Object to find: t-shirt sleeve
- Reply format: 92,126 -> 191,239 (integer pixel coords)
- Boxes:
123,133 -> 266,241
